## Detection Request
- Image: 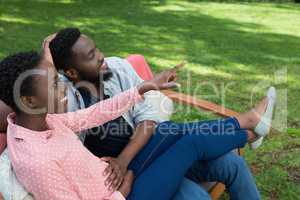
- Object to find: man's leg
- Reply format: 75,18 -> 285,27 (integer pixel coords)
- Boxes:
186,152 -> 261,200
173,178 -> 211,200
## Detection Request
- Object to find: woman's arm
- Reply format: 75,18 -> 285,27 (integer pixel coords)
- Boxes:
51,63 -> 183,134
0,100 -> 12,133
51,88 -> 143,133
0,101 -> 12,154
0,134 -> 6,154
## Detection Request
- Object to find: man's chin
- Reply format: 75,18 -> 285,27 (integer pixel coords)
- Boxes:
101,69 -> 113,81
82,69 -> 113,84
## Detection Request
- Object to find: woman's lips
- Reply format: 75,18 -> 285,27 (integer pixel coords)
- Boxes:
60,96 -> 68,104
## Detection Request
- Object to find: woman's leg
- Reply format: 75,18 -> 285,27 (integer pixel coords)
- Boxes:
127,129 -> 248,200
129,117 -> 245,176
128,129 -> 183,175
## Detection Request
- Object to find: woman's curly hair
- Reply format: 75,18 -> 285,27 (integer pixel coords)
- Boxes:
0,51 -> 41,111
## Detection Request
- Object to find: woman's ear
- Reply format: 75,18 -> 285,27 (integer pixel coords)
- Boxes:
20,96 -> 37,109
64,68 -> 79,81
19,96 -> 47,114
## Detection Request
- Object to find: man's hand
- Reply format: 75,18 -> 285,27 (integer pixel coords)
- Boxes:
137,61 -> 186,94
101,157 -> 127,191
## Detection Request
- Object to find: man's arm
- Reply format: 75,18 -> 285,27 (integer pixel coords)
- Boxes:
117,59 -> 173,165
103,58 -> 177,190
119,120 -> 156,167
102,120 -> 156,191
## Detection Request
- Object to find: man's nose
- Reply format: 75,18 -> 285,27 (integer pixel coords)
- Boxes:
96,49 -> 104,60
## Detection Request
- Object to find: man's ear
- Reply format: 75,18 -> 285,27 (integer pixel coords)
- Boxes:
64,68 -> 79,81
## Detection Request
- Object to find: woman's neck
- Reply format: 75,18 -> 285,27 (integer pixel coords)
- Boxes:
15,112 -> 48,132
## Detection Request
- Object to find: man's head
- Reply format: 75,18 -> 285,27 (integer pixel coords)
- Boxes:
0,51 -> 67,114
49,28 -> 112,84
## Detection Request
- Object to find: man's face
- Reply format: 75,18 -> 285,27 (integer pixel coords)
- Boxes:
70,35 -> 112,83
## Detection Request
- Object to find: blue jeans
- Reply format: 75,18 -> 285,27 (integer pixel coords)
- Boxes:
184,152 -> 261,200
173,178 -> 211,200
127,118 -> 248,200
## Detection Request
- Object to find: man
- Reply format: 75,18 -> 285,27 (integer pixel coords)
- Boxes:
48,28 -> 261,200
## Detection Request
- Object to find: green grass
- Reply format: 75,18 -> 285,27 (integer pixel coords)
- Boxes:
0,0 -> 299,199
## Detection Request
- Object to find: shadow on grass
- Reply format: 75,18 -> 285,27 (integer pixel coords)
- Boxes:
0,0 -> 299,124
1,0 -> 299,67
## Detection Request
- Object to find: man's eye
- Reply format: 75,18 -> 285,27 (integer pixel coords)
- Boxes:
90,53 -> 95,60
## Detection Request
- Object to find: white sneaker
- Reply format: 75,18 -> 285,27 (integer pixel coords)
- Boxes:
250,136 -> 264,150
251,87 -> 277,149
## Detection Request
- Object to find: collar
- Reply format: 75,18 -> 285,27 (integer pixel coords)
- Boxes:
7,113 -> 53,142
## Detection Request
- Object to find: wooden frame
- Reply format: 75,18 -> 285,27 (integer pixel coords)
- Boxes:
162,90 -> 247,200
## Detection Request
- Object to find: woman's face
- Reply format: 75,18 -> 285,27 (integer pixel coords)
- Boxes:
22,59 -> 68,114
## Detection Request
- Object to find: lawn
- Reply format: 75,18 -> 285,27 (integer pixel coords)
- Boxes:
0,0 -> 299,199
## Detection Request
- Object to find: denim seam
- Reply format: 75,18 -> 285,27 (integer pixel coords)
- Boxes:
136,134 -> 169,176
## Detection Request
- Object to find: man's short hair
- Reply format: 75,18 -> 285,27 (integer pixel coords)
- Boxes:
49,27 -> 81,70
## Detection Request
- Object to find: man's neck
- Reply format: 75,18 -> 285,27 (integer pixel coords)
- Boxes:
15,112 -> 48,132
96,82 -> 105,100
74,78 -> 105,100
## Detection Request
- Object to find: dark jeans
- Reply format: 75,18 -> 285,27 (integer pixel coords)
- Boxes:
127,118 -> 248,200
129,117 -> 243,175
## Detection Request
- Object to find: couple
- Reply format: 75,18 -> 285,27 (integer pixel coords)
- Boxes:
0,28 -> 276,200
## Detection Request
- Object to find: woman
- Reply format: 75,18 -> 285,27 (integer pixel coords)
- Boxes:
0,47 -> 276,200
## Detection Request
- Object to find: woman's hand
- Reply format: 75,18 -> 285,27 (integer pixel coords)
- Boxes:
137,62 -> 186,95
41,33 -> 56,65
101,157 -> 127,191
118,171 -> 134,198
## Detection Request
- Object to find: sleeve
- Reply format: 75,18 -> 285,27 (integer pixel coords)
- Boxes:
50,87 -> 143,133
116,59 -> 172,126
106,191 -> 126,200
